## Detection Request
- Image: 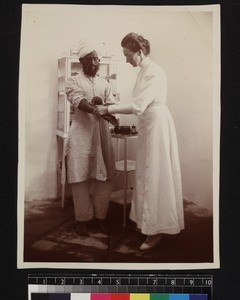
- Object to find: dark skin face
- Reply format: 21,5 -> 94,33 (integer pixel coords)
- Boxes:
79,51 -> 100,77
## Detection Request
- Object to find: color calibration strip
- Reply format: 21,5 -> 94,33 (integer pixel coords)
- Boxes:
31,294 -> 208,300
28,274 -> 212,299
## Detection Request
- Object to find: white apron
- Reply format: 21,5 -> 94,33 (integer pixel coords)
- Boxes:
129,58 -> 184,235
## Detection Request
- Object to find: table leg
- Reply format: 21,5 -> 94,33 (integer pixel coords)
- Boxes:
123,137 -> 127,228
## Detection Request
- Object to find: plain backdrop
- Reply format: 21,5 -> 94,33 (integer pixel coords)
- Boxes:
20,5 -> 219,213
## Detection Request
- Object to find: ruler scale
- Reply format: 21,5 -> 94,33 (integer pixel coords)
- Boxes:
28,274 -> 213,299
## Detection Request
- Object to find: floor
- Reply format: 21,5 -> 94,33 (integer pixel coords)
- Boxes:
24,193 -> 213,264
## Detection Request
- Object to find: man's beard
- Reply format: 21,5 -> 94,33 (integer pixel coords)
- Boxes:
83,64 -> 99,77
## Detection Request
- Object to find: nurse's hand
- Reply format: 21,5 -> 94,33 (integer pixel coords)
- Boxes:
94,105 -> 109,116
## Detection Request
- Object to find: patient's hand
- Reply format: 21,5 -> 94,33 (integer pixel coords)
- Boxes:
91,96 -> 103,105
95,105 -> 109,116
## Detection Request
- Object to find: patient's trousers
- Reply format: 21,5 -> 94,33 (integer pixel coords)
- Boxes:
71,179 -> 113,222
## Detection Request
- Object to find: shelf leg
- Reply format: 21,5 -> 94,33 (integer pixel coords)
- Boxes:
61,138 -> 67,209
61,182 -> 65,209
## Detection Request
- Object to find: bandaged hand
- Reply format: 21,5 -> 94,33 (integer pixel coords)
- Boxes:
91,96 -> 103,106
90,99 -> 118,126
92,105 -> 118,126
94,105 -> 109,116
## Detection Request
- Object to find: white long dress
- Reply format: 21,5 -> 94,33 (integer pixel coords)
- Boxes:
108,57 -> 184,235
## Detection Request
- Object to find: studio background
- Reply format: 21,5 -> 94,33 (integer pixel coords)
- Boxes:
20,5 -> 217,213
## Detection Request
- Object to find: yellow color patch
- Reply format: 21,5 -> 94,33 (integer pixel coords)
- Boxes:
130,294 -> 150,300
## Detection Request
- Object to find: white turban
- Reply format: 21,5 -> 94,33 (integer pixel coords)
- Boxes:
78,39 -> 102,59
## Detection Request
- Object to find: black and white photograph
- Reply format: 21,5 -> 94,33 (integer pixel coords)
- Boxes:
18,4 -> 220,269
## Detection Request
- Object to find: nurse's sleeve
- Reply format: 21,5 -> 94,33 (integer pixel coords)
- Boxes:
106,79 -> 133,114
131,74 -> 160,115
108,102 -> 133,114
108,72 -> 164,115
107,74 -> 159,115
65,77 -> 85,108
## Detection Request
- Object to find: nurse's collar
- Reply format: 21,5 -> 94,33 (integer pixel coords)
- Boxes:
140,56 -> 150,68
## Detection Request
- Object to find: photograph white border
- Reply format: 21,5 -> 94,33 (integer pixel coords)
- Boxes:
17,3 -> 220,269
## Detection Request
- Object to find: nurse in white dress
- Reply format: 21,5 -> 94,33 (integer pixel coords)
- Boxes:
96,32 -> 185,250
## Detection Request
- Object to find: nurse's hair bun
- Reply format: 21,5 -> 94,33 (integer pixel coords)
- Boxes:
121,32 -> 150,55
